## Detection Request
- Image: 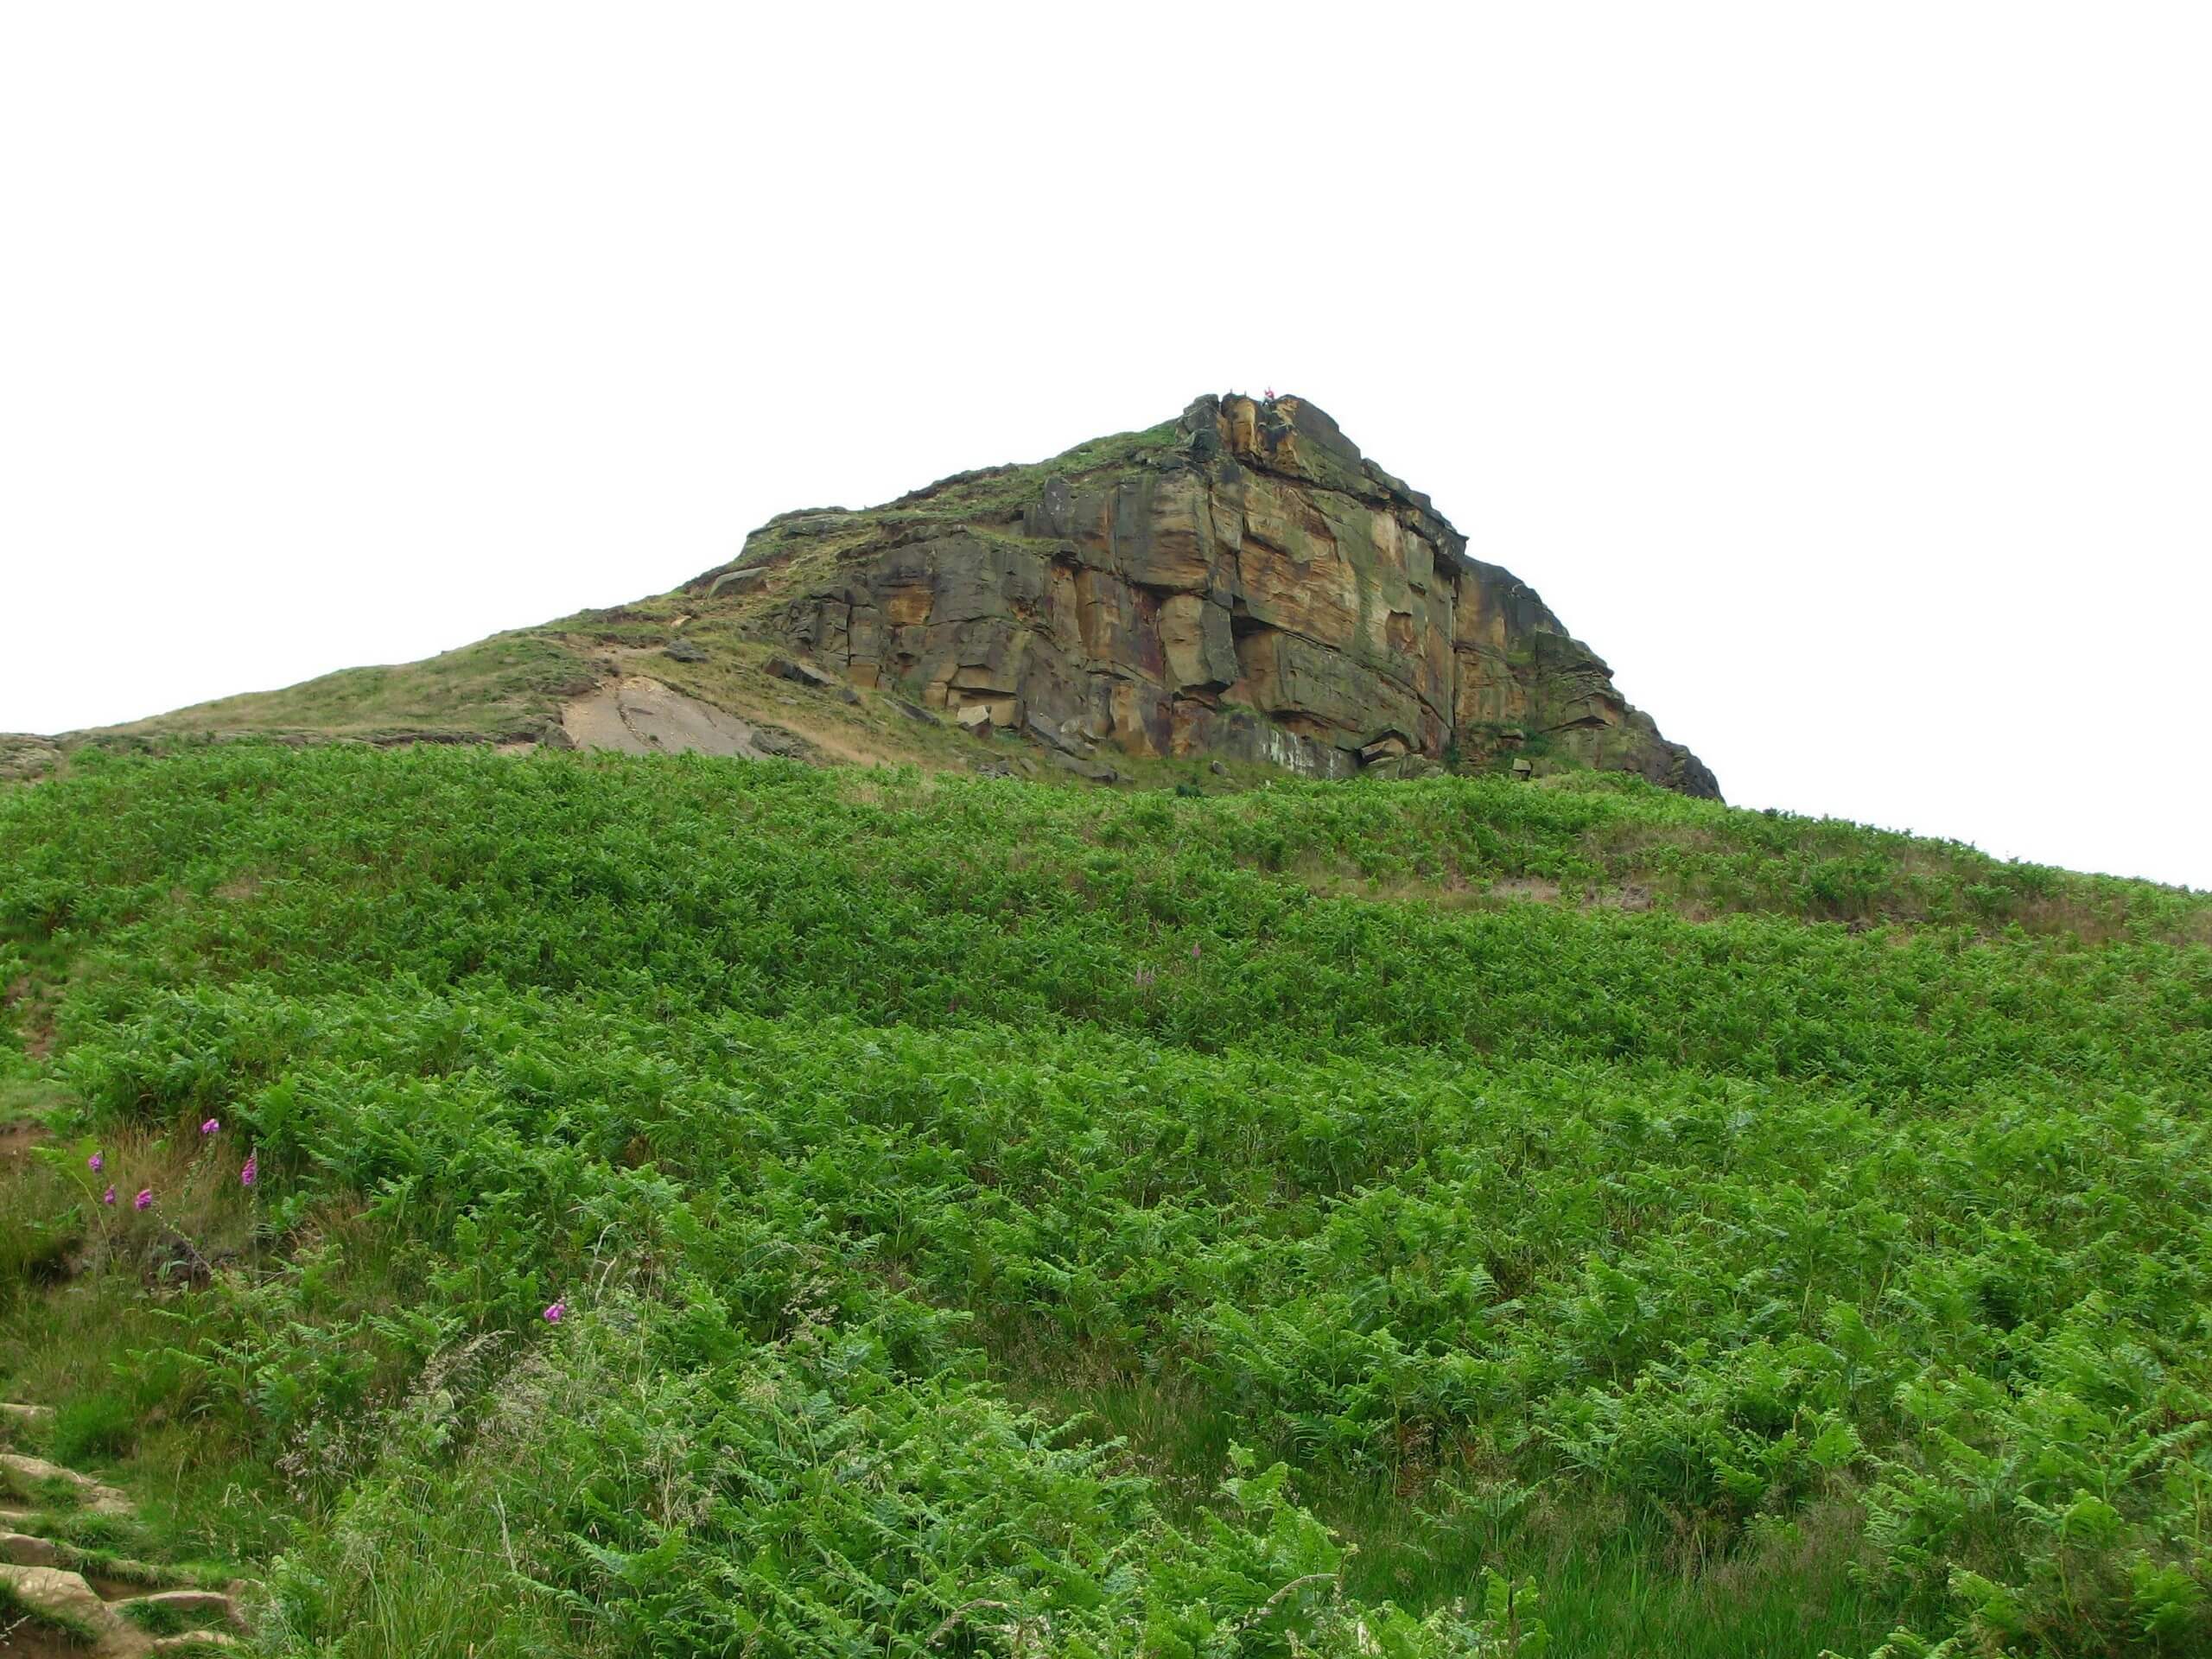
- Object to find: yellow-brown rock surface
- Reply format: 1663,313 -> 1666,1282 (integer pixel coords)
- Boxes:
726,393 -> 1717,793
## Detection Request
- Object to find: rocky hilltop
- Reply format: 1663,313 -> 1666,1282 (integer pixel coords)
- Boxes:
34,393 -> 1715,797
713,393 -> 1716,793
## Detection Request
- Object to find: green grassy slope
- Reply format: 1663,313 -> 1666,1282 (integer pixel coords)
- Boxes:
64,420 -> 1189,762
89,632 -> 599,746
2,748 -> 2208,1657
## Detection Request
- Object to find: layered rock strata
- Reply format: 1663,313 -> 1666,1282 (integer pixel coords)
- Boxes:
738,393 -> 1719,792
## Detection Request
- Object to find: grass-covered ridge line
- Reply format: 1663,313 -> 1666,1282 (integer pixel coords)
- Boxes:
3,747 -> 2209,1657
88,632 -> 594,746
62,418 -> 1192,756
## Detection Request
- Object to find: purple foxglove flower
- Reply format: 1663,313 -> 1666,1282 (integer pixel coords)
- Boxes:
101,1185 -> 116,1205
88,1152 -> 104,1173
239,1154 -> 257,1187
200,1118 -> 220,1135
133,1188 -> 153,1211
543,1300 -> 566,1324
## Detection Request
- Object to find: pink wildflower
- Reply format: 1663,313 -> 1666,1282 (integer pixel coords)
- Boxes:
101,1185 -> 116,1205
133,1188 -> 152,1211
543,1300 -> 567,1324
239,1154 -> 257,1188
200,1117 -> 220,1135
88,1152 -> 104,1173
1191,941 -> 1202,959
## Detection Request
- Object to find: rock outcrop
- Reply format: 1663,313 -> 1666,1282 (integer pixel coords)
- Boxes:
731,393 -> 1717,795
0,735 -> 63,783
44,391 -> 1715,796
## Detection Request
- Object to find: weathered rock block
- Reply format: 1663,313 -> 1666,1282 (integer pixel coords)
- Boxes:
740,393 -> 1717,794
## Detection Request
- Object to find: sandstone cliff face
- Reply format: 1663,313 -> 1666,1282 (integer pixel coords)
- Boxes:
724,394 -> 1718,796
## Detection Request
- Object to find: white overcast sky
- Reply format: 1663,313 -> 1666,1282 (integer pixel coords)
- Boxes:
3,5 -> 2207,889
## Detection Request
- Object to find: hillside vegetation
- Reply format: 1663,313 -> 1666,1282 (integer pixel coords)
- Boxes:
3,747 -> 2209,1657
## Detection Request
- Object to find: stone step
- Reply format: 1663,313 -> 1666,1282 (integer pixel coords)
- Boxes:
111,1586 -> 243,1629
1,1528 -> 61,1566
0,1561 -> 137,1656
0,1561 -> 240,1656
0,1452 -> 133,1515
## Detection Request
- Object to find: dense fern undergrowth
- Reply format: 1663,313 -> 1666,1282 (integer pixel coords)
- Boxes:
3,747 -> 2209,1657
